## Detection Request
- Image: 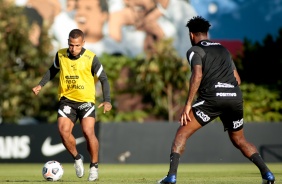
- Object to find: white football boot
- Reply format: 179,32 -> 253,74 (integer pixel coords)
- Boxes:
74,154 -> 84,178
88,167 -> 98,181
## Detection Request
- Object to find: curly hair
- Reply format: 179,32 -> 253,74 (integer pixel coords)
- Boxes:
186,16 -> 211,33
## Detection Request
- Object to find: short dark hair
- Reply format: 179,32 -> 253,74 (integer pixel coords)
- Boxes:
186,16 -> 211,33
69,29 -> 84,40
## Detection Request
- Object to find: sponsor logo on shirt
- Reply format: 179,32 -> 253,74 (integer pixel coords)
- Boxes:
215,82 -> 234,88
84,54 -> 91,60
64,76 -> 85,90
201,41 -> 221,46
65,75 -> 79,79
67,84 -> 84,90
216,93 -> 237,97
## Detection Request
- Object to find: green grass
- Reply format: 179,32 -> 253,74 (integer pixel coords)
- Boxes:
0,163 -> 280,183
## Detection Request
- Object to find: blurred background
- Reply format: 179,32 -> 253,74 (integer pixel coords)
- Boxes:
1,0 -> 282,124
0,0 -> 282,163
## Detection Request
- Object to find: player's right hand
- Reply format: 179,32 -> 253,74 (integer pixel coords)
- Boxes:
179,105 -> 192,126
32,85 -> 42,95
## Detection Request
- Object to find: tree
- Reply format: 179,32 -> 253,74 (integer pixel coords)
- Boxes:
96,54 -> 148,123
133,39 -> 190,122
236,28 -> 282,88
240,83 -> 282,122
0,1 -> 55,123
234,28 -> 282,122
1,0 -> 281,123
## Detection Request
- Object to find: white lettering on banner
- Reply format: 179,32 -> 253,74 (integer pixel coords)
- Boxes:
0,136 -> 30,159
41,136 -> 85,157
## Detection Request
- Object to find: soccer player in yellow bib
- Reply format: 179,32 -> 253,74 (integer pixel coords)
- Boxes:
32,29 -> 112,181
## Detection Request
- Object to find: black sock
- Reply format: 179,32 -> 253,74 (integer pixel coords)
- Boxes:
168,152 -> 180,176
249,153 -> 270,175
90,162 -> 98,168
74,154 -> 81,160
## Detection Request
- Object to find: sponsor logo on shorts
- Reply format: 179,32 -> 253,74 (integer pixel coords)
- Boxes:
215,82 -> 234,88
63,105 -> 71,114
78,102 -> 92,111
233,118 -> 243,129
216,92 -> 237,97
195,110 -> 210,122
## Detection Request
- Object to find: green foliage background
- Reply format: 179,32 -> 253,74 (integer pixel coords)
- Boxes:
0,1 -> 56,123
235,29 -> 282,122
0,1 -> 281,124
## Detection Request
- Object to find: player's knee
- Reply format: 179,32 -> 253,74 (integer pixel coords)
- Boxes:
58,128 -> 71,138
82,128 -> 95,138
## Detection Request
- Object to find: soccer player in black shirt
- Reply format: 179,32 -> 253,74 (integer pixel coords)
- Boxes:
158,16 -> 275,184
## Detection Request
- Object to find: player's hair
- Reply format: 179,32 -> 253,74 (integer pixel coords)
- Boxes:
186,16 -> 211,33
69,29 -> 84,40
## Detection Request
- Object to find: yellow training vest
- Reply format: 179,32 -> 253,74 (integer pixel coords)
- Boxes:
57,49 -> 96,103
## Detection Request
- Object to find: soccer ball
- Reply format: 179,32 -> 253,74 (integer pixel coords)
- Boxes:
42,160 -> 64,181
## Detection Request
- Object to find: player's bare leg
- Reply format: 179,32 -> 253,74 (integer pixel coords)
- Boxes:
81,117 -> 99,163
158,111 -> 202,184
228,130 -> 275,184
81,117 -> 99,181
172,111 -> 202,154
57,117 -> 78,157
58,117 -> 84,178
228,129 -> 258,157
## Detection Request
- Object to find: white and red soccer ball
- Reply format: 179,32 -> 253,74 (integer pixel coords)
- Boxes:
42,160 -> 64,181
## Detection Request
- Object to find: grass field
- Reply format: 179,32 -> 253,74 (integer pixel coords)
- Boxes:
0,163 -> 280,183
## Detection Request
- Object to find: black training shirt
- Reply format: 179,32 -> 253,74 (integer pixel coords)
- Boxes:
186,40 -> 242,100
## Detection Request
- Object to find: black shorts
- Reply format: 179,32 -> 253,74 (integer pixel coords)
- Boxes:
58,97 -> 96,123
192,98 -> 243,131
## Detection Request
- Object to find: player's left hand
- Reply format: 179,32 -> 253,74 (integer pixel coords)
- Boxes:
98,102 -> 112,113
